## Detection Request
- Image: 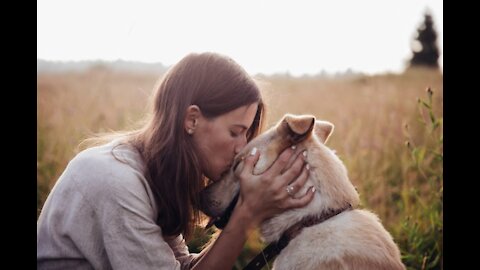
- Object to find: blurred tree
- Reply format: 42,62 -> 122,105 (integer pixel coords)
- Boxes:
409,12 -> 440,68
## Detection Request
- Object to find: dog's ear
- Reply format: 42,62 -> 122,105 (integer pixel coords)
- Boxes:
282,114 -> 315,144
314,120 -> 334,143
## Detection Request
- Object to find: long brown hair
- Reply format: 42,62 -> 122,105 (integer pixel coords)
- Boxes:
130,52 -> 265,239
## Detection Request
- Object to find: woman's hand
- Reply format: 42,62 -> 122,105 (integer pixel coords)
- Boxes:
193,147 -> 315,270
234,146 -> 315,227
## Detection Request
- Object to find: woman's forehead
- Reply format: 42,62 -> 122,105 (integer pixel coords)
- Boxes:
220,103 -> 258,126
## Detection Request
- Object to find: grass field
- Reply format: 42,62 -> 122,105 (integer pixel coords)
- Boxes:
37,66 -> 443,269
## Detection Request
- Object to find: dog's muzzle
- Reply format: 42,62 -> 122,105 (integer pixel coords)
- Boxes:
206,192 -> 240,229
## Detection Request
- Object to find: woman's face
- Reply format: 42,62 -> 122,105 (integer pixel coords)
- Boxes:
193,103 -> 258,182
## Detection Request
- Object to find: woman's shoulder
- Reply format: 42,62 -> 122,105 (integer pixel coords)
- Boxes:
66,140 -> 152,202
72,139 -> 143,173
46,139 -> 159,231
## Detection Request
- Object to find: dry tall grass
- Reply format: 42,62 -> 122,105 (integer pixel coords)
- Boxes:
37,67 -> 443,269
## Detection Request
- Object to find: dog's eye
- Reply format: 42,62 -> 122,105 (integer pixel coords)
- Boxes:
232,159 -> 241,171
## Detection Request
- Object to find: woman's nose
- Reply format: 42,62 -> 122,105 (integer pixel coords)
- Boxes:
234,137 -> 248,154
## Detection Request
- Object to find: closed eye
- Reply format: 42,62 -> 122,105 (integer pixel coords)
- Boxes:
230,126 -> 247,138
232,157 -> 242,171
232,157 -> 244,177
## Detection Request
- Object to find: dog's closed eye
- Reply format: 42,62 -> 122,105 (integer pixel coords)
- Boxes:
232,156 -> 244,177
233,158 -> 242,171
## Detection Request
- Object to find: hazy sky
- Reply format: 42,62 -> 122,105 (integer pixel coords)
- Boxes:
37,0 -> 443,76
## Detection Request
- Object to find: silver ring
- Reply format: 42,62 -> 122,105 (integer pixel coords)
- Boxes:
286,185 -> 295,197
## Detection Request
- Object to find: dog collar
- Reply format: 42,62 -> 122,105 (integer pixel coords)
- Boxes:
243,203 -> 353,270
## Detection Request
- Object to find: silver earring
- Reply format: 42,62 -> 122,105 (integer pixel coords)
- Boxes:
187,129 -> 194,134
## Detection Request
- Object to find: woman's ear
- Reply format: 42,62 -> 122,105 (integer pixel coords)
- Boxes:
185,105 -> 201,135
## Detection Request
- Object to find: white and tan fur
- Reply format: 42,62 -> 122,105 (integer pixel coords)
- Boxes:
200,114 -> 405,270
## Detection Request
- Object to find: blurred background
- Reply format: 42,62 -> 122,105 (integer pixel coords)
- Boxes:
38,1 -> 443,269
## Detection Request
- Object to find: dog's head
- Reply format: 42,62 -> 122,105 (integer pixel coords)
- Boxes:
199,114 -> 340,228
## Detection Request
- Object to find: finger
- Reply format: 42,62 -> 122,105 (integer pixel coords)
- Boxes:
286,164 -> 310,196
287,186 -> 316,209
279,150 -> 306,186
264,146 -> 295,177
238,147 -> 260,178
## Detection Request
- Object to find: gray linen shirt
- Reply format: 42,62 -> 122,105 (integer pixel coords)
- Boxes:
37,139 -> 198,269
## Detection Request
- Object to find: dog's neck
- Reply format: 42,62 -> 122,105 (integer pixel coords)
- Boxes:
280,203 -> 353,243
244,204 -> 354,270
260,142 -> 360,243
260,198 -> 356,243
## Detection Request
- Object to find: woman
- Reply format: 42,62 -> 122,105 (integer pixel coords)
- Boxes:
37,52 -> 315,269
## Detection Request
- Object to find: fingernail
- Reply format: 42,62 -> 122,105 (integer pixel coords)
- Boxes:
291,145 -> 296,150
303,150 -> 307,158
250,147 -> 257,156
311,186 -> 316,193
305,164 -> 310,170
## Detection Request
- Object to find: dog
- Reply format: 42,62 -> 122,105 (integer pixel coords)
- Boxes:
200,114 -> 406,270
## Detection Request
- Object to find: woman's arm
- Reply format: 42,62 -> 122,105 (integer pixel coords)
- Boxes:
191,147 -> 315,269
190,201 -> 256,269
